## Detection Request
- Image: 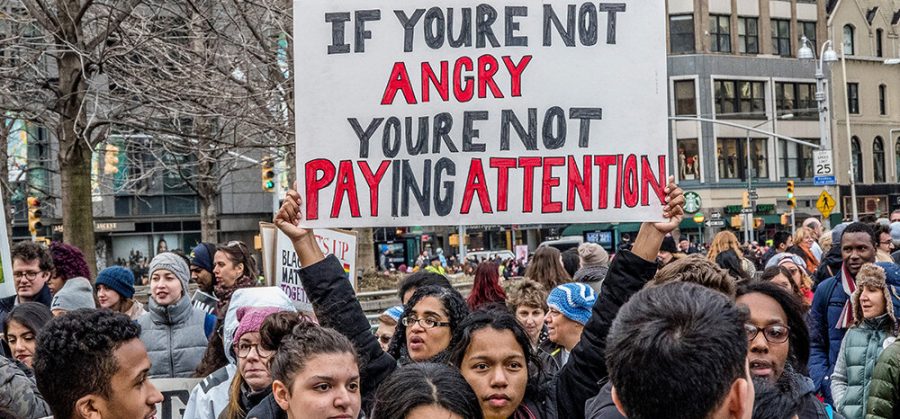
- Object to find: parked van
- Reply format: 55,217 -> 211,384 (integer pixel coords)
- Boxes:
538,236 -> 584,252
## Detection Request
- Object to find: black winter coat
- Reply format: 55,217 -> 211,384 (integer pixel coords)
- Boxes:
245,393 -> 286,419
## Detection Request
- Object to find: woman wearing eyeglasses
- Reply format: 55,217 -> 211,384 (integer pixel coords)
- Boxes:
735,280 -> 839,418
831,263 -> 896,419
214,241 -> 259,317
220,306 -> 283,419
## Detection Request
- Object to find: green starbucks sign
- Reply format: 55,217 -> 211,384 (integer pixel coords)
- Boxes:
684,191 -> 702,214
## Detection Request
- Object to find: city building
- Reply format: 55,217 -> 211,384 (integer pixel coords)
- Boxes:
666,0 -> 836,242
826,0 -> 900,219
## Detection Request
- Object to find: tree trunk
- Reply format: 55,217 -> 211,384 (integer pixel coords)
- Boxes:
199,193 -> 219,243
59,141 -> 97,277
356,227 -> 376,273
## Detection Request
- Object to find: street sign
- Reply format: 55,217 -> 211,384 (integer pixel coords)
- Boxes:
740,208 -> 754,214
684,192 -> 702,214
813,150 -> 834,176
749,192 -> 759,200
814,175 -> 836,185
706,220 -> 725,227
816,190 -> 835,218
711,211 -> 722,220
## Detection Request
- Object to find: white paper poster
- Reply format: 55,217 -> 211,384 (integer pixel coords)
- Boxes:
294,0 -> 669,228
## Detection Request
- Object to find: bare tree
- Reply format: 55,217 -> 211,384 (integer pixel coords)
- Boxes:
0,0 -> 147,273
98,0 -> 294,242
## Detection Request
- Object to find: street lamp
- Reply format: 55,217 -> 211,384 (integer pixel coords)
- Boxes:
799,36 -> 855,222
799,36 -> 838,152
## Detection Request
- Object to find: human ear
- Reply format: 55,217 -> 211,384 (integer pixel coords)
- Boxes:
725,378 -> 754,419
273,380 -> 291,411
611,385 -> 628,417
74,395 -> 102,419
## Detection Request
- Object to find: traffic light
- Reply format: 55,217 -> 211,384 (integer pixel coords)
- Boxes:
742,191 -> 750,208
261,158 -> 275,192
753,217 -> 764,230
27,196 -> 42,236
786,180 -> 796,208
780,213 -> 789,225
103,144 -> 120,174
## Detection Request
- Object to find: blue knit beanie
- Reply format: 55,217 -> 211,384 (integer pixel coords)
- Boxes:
95,266 -> 136,299
383,305 -> 404,322
547,283 -> 597,325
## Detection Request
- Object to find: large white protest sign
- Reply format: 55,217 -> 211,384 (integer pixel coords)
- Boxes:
0,192 -> 13,298
151,378 -> 201,419
262,224 -> 358,311
294,0 -> 668,228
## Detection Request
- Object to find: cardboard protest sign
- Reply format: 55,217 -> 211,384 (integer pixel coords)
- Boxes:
294,0 -> 668,228
261,223 -> 358,311
151,378 -> 201,419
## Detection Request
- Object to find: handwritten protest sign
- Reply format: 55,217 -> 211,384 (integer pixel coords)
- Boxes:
260,223 -> 358,311
151,378 -> 201,419
294,0 -> 668,228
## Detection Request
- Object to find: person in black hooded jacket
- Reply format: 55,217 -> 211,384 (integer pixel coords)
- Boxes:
271,176 -> 685,419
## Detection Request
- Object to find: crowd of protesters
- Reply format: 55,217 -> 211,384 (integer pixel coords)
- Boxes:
5,181 -> 900,419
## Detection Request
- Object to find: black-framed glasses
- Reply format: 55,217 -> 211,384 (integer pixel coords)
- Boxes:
12,271 -> 43,280
234,342 -> 273,358
401,316 -> 450,329
745,324 -> 790,344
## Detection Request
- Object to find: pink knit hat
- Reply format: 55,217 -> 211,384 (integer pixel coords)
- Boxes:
233,306 -> 285,342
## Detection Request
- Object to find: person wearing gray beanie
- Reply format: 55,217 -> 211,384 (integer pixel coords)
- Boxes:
49,277 -> 96,315
138,252 -> 214,378
148,252 -> 191,305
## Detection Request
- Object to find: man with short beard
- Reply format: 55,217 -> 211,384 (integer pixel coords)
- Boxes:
808,222 -> 878,403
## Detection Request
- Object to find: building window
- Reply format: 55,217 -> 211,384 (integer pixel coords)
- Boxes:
848,83 -> 860,114
670,14 -> 695,53
780,139 -> 818,179
876,29 -> 884,57
738,17 -> 759,54
677,139 -> 701,181
896,139 -> 900,182
673,80 -> 697,116
843,25 -> 855,55
771,19 -> 791,56
851,136 -> 863,182
775,82 -> 817,119
717,138 -> 768,180
879,84 -> 887,115
709,14 -> 731,52
715,80 -> 766,119
874,137 -> 885,182
798,21 -> 816,51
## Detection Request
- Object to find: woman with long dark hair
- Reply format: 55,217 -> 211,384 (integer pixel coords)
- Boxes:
467,262 -> 507,311
213,241 -> 259,317
371,363 -> 483,419
2,302 -> 52,369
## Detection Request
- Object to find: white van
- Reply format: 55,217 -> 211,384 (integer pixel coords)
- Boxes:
538,236 -> 584,252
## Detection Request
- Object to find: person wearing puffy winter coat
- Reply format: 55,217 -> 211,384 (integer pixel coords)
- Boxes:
831,263 -> 897,419
866,339 -> 900,419
138,253 -> 215,378
183,287 -> 297,419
